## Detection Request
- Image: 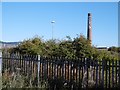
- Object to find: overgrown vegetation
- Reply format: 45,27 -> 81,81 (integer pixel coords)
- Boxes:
4,34 -> 119,61
1,34 -> 120,89
2,69 -> 46,89
2,68 -> 81,89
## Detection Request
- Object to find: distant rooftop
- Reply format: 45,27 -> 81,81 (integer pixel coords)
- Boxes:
96,46 -> 109,50
1,41 -> 21,48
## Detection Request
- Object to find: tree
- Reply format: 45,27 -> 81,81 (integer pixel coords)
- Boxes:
7,35 -> 119,60
108,46 -> 118,53
44,39 -> 60,57
11,37 -> 44,55
72,35 -> 94,58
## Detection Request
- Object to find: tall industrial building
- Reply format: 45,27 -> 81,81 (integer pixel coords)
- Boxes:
87,13 -> 92,45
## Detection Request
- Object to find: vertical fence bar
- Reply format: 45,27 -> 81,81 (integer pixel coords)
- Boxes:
50,56 -> 52,79
46,57 -> 48,81
30,55 -> 32,79
45,57 -> 47,84
102,60 -> 104,88
32,55 -> 34,78
54,57 -> 56,79
72,60 -> 75,88
25,54 -> 27,76
56,57 -> 57,78
112,60 -> 114,88
40,55 -> 42,86
76,59 -> 78,84
0,51 -> 2,75
118,60 -> 120,87
11,53 -> 13,73
108,60 -> 111,88
6,54 -> 7,71
65,59 -> 66,81
62,57 -> 64,81
4,53 -> 6,72
68,59 -> 69,82
16,53 -> 18,69
91,59 -> 94,81
84,58 -> 86,74
93,59 -> 95,81
0,50 -> 2,90
86,58 -> 88,88
55,57 -> 56,80
20,53 -> 21,69
59,57 -> 62,78
52,56 -> 54,79
7,53 -> 10,72
72,60 -> 74,89
24,55 -> 26,75
79,58 -> 81,88
3,53 -> 6,73
44,57 -> 47,89
57,57 -> 59,78
26,55 -> 28,75
99,61 -> 101,86
3,53 -> 5,72
48,57 -> 50,79
38,55 -> 40,87
28,55 -> 30,74
28,55 -> 30,77
105,60 -> 107,88
81,58 -> 83,80
6,54 -> 8,71
24,55 -> 26,74
64,59 -> 65,81
70,59 -> 72,88
2,53 -> 4,73
7,52 -> 9,71
6,53 -> 8,72
23,55 -> 25,75
115,60 -> 117,87
95,60 -> 98,88
21,54 -> 23,74
26,55 -> 28,74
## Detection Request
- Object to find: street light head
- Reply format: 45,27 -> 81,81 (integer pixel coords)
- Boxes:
51,21 -> 55,23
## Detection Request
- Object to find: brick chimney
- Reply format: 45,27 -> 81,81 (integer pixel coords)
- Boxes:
87,13 -> 92,45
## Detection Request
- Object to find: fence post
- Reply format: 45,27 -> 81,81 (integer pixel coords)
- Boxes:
95,60 -> 98,88
38,55 -> 40,87
102,59 -> 104,88
112,60 -> 114,88
0,51 -> 2,90
0,51 -> 1,75
11,53 -> 14,72
118,61 -> 120,87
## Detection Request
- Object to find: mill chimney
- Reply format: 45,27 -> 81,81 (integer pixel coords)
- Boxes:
87,13 -> 92,45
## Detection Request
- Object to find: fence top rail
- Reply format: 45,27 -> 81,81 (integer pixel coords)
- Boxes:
2,53 -> 120,62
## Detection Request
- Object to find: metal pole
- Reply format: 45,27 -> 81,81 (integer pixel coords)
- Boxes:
52,23 -> 53,40
51,21 -> 55,40
38,55 -> 40,87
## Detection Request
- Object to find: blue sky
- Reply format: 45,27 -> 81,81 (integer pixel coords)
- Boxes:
118,2 -> 120,47
2,2 -> 118,47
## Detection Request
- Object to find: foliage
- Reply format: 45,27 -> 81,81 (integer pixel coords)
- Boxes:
2,68 -> 49,89
108,46 -> 119,53
7,35 -> 119,60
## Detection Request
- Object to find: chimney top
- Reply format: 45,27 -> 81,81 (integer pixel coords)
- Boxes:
88,13 -> 91,16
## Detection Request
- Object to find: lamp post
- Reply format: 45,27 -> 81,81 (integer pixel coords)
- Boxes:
51,21 -> 55,40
